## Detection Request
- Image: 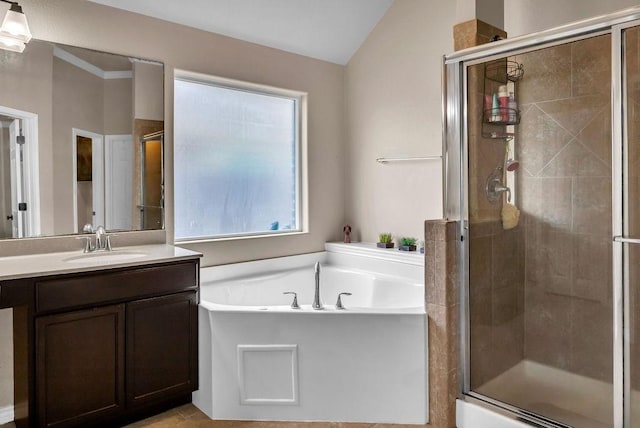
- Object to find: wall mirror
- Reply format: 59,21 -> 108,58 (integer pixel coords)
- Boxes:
0,39 -> 164,239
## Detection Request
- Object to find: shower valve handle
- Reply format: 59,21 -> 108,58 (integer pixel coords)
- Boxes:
494,182 -> 511,203
283,292 -> 300,309
487,177 -> 512,203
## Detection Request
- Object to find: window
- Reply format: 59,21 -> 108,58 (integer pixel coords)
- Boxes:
173,72 -> 306,241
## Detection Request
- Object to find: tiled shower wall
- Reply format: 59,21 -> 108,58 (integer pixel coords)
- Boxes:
516,35 -> 613,382
468,34 -> 614,388
467,64 -> 526,389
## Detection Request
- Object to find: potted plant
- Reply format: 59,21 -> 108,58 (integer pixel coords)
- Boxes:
399,237 -> 417,251
377,233 -> 394,248
419,240 -> 425,254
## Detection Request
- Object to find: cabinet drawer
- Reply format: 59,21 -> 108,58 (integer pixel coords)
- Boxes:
36,260 -> 198,313
0,278 -> 33,308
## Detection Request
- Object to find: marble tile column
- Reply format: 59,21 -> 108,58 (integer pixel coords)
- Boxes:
453,19 -> 507,51
425,220 -> 459,428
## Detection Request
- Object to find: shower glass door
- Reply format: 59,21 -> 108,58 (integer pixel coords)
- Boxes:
465,33 -> 614,427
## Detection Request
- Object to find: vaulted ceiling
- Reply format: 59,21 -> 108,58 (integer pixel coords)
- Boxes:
88,0 -> 394,65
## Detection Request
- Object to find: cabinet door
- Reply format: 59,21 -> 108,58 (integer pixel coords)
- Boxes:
126,291 -> 197,407
36,304 -> 125,428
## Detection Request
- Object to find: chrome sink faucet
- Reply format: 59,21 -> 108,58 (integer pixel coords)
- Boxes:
94,225 -> 113,251
77,224 -> 112,253
312,261 -> 323,310
95,225 -> 106,250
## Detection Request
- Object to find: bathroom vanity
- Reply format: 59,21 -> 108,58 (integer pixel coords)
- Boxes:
0,245 -> 201,428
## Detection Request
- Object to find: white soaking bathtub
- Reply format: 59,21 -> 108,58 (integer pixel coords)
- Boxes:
193,243 -> 428,424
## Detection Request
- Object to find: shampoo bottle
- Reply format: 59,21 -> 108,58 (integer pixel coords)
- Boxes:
498,85 -> 509,122
508,91 -> 517,123
491,93 -> 499,122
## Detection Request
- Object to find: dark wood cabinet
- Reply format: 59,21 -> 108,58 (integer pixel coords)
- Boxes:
36,305 -> 125,428
126,291 -> 198,408
7,258 -> 201,428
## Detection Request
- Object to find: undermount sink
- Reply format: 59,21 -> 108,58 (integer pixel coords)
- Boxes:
63,251 -> 148,263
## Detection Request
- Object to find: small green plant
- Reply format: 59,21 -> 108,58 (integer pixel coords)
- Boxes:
400,237 -> 417,246
378,233 -> 393,244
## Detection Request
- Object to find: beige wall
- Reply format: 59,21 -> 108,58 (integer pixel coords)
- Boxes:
458,0 -> 504,29
133,62 -> 163,121
344,0 -> 454,243
53,59 -> 133,234
52,57 -> 104,234
0,41 -> 54,236
505,0 -> 639,37
104,77 -> 133,135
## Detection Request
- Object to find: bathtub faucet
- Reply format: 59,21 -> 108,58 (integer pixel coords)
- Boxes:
312,261 -> 323,310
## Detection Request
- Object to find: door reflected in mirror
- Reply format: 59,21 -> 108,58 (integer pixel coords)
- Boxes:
0,39 -> 164,239
75,134 -> 94,231
140,132 -> 163,230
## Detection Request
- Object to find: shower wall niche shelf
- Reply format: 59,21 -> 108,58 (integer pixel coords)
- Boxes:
481,59 -> 524,139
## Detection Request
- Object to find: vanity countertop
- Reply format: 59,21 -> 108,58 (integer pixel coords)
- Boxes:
0,244 -> 202,281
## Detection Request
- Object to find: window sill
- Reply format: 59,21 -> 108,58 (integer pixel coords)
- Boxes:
175,230 -> 308,245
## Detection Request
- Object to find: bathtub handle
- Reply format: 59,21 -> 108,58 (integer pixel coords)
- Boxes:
283,292 -> 300,309
336,292 -> 352,310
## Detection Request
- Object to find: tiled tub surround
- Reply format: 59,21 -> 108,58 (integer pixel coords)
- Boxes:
194,245 -> 428,424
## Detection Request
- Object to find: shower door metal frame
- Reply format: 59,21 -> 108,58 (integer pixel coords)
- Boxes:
444,6 -> 640,428
612,18 -> 640,428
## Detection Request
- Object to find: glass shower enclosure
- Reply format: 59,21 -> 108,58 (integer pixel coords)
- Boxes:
445,7 -> 640,428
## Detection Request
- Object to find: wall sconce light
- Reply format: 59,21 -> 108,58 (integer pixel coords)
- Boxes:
0,0 -> 31,53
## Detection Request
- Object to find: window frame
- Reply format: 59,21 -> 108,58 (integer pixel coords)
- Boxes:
173,69 -> 308,243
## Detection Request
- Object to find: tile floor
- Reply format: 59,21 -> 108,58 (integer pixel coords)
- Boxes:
125,404 -> 416,428
1,404 -> 418,427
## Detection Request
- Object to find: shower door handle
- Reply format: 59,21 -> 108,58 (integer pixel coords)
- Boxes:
613,236 -> 640,244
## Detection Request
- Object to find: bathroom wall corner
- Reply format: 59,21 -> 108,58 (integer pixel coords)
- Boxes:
425,219 -> 459,428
